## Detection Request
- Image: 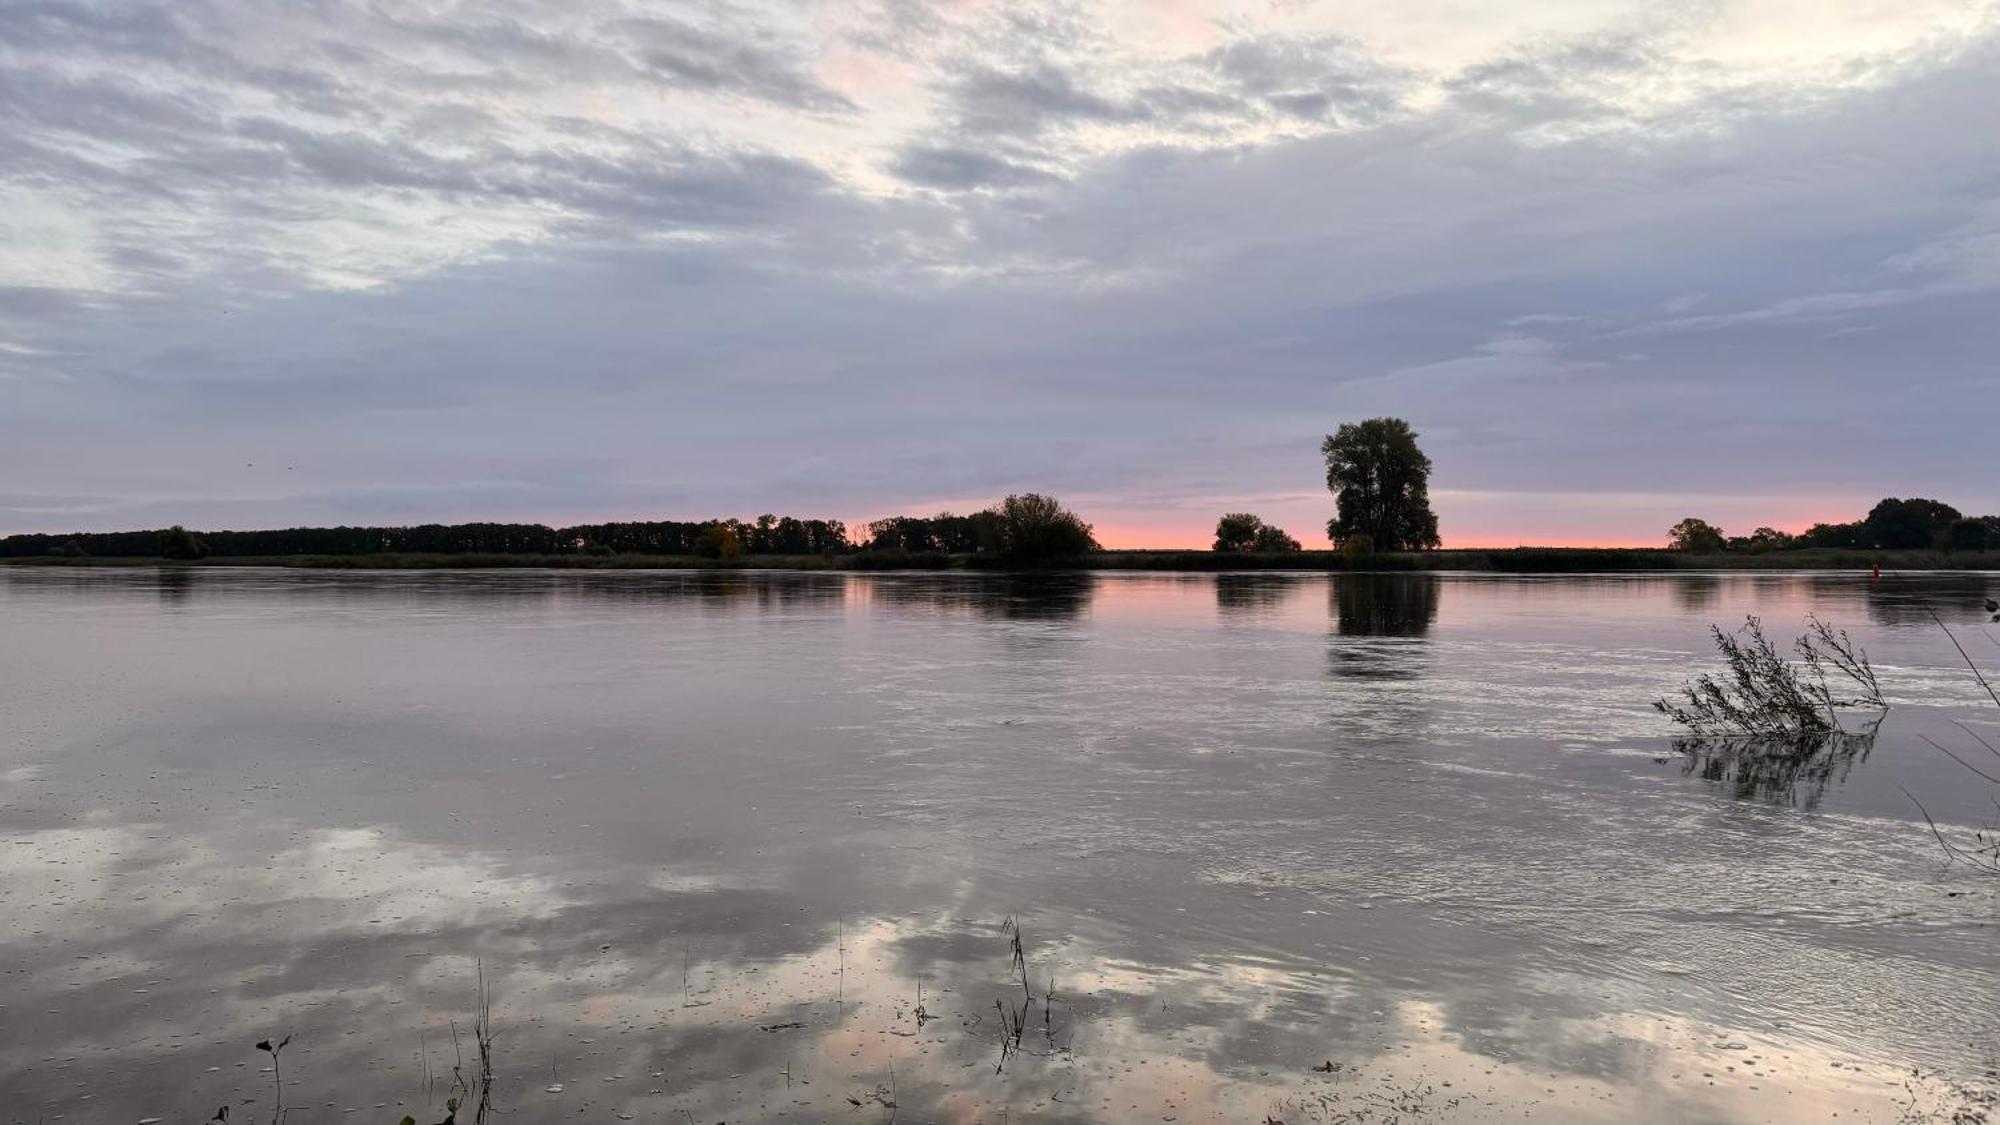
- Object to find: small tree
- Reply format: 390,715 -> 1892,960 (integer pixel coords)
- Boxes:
1322,418 -> 1440,551
1744,526 -> 1793,552
1213,513 -> 1300,552
1253,524 -> 1301,552
1213,513 -> 1262,552
1667,518 -> 1726,553
986,493 -> 1097,564
159,525 -> 210,561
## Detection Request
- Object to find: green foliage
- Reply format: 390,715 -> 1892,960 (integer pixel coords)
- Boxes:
159,524 -> 211,560
2,518 -> 851,560
1796,520 -> 1866,548
693,522 -> 743,560
1338,532 -> 1375,559
1213,513 -> 1261,552
866,496 -> 1095,563
1945,516 -> 1993,551
867,511 -> 1002,553
1213,513 -> 1301,552
1254,524 -> 1302,552
1864,496 -> 1961,549
1741,526 -> 1793,552
986,493 -> 1097,563
1667,517 -> 1726,552
1322,418 -> 1440,551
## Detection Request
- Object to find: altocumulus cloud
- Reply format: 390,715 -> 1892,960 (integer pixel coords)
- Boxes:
1,0 -> 1997,546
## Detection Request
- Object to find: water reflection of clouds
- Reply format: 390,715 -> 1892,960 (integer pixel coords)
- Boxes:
0,812 -> 1984,1124
5,569 -> 1999,1124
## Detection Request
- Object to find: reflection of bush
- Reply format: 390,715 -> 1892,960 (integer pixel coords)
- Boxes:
1675,728 -> 1876,808
873,574 -> 1095,620
1215,574 -> 1301,612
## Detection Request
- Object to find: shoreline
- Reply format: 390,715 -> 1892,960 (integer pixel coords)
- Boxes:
5,547 -> 1995,573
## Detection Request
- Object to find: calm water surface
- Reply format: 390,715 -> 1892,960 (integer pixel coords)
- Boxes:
2,569 -> 1996,1123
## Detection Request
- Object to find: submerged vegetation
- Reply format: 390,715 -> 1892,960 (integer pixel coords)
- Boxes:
1660,599 -> 2000,873
1655,614 -> 1889,809
1655,615 -> 1886,741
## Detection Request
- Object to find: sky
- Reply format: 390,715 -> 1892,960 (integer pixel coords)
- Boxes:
2,0 -> 1996,549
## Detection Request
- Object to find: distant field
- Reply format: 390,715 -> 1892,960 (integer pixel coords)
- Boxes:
5,547 -> 1995,572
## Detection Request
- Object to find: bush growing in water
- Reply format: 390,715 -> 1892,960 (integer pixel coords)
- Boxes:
1656,614 -> 1885,741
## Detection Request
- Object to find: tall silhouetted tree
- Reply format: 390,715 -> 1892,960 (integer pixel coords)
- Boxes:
1322,418 -> 1440,551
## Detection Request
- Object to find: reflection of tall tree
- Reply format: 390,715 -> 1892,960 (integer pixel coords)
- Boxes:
1332,574 -> 1440,637
1327,574 -> 1440,681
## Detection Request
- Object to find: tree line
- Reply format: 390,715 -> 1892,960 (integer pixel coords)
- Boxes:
1,517 -> 853,561
1669,498 -> 1999,554
2,494 -> 1100,565
7,419 -> 1985,563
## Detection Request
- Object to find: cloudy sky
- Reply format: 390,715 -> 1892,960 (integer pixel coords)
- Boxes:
2,0 -> 1996,547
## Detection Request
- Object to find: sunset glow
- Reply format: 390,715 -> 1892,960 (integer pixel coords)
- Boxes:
1,1 -> 1994,542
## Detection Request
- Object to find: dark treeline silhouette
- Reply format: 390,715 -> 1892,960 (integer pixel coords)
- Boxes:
0,517 -> 851,560
2,493 -> 1098,566
1670,497 -> 1998,553
867,494 -> 1097,563
867,512 -> 1000,554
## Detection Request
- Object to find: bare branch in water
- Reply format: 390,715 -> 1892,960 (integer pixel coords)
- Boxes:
1656,615 -> 1886,741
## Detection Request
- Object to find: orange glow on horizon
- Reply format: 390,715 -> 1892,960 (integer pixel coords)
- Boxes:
1090,517 -> 1866,552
